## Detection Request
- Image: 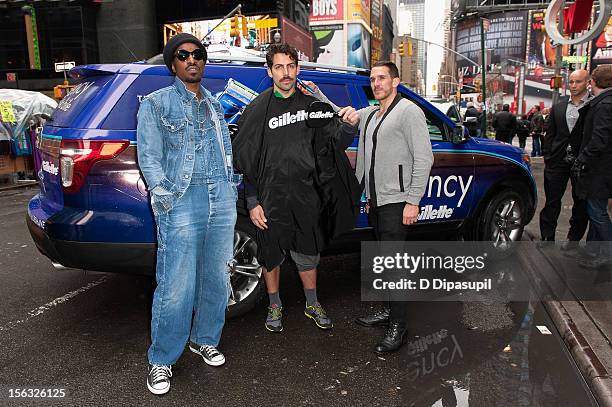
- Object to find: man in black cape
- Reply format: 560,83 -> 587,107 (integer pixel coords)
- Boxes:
232,44 -> 361,333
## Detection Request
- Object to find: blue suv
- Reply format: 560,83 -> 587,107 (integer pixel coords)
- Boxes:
27,55 -> 536,317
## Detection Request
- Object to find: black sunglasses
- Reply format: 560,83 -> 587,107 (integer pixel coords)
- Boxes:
174,48 -> 205,62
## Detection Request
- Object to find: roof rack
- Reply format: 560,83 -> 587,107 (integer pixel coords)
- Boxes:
206,53 -> 369,75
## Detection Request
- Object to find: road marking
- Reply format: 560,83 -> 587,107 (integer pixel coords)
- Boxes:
0,276 -> 109,332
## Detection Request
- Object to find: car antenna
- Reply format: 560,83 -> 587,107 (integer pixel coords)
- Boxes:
112,31 -> 140,62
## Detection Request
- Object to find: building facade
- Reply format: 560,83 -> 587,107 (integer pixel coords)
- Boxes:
0,0 -> 311,91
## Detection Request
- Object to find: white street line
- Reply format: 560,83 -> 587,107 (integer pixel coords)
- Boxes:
0,276 -> 109,332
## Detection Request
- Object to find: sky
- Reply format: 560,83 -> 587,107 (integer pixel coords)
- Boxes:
424,0 -> 450,96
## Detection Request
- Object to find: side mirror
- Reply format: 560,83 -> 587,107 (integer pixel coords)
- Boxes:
451,125 -> 467,144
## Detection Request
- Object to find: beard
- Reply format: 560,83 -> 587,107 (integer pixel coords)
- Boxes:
184,75 -> 202,83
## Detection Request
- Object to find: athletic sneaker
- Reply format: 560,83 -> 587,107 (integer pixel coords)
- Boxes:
265,304 -> 283,333
147,364 -> 172,395
304,302 -> 333,330
189,343 -> 226,366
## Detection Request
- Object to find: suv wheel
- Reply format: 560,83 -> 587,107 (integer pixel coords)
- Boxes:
227,229 -> 264,318
475,189 -> 525,254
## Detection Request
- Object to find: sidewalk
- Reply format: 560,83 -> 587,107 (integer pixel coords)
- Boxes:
523,159 -> 612,406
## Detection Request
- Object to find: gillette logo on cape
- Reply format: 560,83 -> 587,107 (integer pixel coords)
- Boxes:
268,110 -> 334,129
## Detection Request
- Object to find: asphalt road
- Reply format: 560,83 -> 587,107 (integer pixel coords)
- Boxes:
0,188 -> 598,406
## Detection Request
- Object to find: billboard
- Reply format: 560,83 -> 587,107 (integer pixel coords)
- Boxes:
281,17 -> 313,61
455,11 -> 528,91
310,0 -> 344,23
370,0 -> 383,65
311,24 -> 345,66
347,0 -> 371,26
527,10 -> 569,69
590,16 -> 612,71
347,23 -> 371,69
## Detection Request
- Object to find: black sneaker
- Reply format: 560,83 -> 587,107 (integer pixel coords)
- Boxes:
304,302 -> 333,330
147,364 -> 172,395
189,343 -> 226,366
265,304 -> 283,333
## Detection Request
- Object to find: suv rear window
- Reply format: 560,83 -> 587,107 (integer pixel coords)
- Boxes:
51,75 -> 115,127
102,76 -> 230,130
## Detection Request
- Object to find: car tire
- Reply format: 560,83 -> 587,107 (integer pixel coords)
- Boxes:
227,229 -> 264,319
473,188 -> 525,256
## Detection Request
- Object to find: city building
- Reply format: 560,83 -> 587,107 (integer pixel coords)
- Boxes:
399,0 -> 427,90
0,0 -> 311,91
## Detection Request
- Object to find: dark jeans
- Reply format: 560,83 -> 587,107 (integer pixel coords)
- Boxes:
369,202 -> 410,324
585,199 -> 612,261
531,134 -> 542,157
517,132 -> 528,149
539,162 -> 589,241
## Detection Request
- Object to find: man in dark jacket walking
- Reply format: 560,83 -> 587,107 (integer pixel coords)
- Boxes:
572,64 -> 612,269
492,104 -> 517,143
539,69 -> 590,251
463,102 -> 480,137
517,115 -> 530,149
530,106 -> 545,156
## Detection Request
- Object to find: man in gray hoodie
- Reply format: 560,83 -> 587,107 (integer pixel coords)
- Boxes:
302,61 -> 434,354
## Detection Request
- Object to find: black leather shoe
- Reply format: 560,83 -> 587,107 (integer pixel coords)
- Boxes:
374,322 -> 407,354
356,308 -> 390,327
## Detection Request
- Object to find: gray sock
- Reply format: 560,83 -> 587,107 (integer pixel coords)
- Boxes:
304,288 -> 318,307
268,291 -> 282,307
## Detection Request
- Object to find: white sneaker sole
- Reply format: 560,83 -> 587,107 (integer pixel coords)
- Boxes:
189,345 -> 226,366
147,380 -> 170,395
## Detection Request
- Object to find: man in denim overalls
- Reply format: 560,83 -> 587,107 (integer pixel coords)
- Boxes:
137,33 -> 238,395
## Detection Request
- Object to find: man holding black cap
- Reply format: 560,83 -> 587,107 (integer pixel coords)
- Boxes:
137,33 -> 238,395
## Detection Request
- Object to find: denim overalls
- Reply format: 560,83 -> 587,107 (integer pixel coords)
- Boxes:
137,79 -> 237,366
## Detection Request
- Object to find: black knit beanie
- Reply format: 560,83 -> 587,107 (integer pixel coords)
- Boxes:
162,33 -> 206,74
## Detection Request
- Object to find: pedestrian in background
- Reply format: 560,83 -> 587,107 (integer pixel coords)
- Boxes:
571,64 -> 612,269
137,34 -> 237,395
530,105 -> 545,157
492,104 -> 517,143
463,101 -> 480,137
539,69 -> 590,251
517,114 -> 530,149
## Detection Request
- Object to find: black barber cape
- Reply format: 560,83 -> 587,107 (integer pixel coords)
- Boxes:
233,88 -> 361,270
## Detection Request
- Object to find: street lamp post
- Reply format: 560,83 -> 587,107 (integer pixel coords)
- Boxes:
480,17 -> 488,136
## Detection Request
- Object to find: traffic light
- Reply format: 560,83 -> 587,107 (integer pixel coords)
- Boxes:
407,41 -> 413,56
241,16 -> 248,37
474,81 -> 481,93
550,75 -> 563,89
230,15 -> 239,37
398,42 -> 404,56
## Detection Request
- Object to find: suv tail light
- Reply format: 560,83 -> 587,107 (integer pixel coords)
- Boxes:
60,140 -> 129,193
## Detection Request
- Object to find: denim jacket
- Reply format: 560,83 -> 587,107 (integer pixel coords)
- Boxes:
137,77 -> 238,214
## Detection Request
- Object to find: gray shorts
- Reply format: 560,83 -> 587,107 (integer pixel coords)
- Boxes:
284,250 -> 320,272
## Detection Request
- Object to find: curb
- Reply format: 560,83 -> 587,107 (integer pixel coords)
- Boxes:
0,181 -> 38,192
525,230 -> 612,406
544,300 -> 612,406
